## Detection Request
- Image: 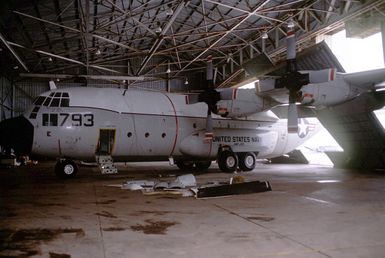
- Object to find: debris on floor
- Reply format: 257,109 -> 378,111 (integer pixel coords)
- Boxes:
196,180 -> 272,199
108,173 -> 271,198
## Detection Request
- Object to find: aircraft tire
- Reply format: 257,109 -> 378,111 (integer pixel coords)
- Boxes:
238,152 -> 257,171
195,161 -> 211,170
218,150 -> 238,173
176,160 -> 194,170
55,160 -> 78,179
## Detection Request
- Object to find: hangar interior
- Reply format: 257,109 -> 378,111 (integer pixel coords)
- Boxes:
0,0 -> 384,117
1,1 -> 385,258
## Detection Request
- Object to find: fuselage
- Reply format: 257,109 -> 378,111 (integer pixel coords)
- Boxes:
22,87 -> 320,162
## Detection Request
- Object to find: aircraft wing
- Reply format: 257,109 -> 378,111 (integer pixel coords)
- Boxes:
342,68 -> 385,88
316,90 -> 385,169
252,41 -> 345,103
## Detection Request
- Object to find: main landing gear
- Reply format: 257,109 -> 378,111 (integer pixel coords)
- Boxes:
217,150 -> 257,173
176,160 -> 212,171
55,159 -> 78,179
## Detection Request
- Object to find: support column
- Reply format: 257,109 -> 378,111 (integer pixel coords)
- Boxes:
381,21 -> 385,67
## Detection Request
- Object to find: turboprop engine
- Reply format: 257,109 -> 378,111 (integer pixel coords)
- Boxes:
215,89 -> 279,118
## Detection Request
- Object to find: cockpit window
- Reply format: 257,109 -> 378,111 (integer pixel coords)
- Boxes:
34,92 -> 70,108
50,98 -> 60,107
43,97 -> 52,106
60,98 -> 69,107
33,96 -> 46,106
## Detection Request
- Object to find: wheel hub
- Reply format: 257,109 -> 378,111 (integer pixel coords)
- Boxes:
63,164 -> 74,175
245,155 -> 254,167
226,156 -> 236,168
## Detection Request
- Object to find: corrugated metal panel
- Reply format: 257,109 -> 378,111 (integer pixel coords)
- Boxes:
0,76 -> 13,120
317,91 -> 385,169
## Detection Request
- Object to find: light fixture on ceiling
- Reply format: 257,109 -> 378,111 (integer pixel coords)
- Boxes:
48,57 -> 53,62
95,49 -> 101,55
122,80 -> 127,83
184,78 -> 189,85
287,18 -> 295,28
165,5 -> 173,16
166,67 -> 171,73
262,31 -> 268,39
56,78 -> 60,82
155,22 -> 162,33
13,65 -> 19,70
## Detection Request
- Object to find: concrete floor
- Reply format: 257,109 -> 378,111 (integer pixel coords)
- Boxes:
1,161 -> 385,258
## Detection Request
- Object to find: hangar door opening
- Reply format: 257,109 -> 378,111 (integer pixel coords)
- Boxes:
97,129 -> 116,155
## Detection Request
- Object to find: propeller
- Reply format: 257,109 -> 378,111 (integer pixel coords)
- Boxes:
201,56 -> 218,141
278,20 -> 309,133
185,56 -> 233,142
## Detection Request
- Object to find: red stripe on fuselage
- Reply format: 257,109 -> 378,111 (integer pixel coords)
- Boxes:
330,68 -> 335,81
162,93 -> 179,157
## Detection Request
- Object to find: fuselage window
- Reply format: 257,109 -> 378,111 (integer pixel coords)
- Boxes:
43,97 -> 52,106
42,113 -> 58,126
34,96 -> 46,106
43,113 -> 49,126
49,114 -> 58,126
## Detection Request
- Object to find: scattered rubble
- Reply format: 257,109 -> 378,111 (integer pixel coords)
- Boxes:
107,173 -> 272,199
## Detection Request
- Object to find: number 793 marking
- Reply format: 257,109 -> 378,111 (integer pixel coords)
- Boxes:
59,113 -> 94,127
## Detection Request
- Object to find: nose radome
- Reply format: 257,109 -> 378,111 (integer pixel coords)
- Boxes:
0,116 -> 34,155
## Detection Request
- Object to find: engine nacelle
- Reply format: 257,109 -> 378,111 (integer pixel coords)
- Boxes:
257,69 -> 337,93
300,79 -> 360,107
216,89 -> 278,118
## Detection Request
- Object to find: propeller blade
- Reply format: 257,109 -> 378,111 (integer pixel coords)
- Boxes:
286,23 -> 296,61
204,107 -> 214,142
206,55 -> 213,88
287,103 -> 299,133
287,93 -> 299,133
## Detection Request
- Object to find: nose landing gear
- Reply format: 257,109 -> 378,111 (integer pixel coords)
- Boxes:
55,159 -> 78,179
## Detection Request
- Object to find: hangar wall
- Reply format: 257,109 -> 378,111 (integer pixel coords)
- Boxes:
0,76 -> 13,120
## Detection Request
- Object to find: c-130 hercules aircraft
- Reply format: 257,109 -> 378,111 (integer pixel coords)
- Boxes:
0,26 -> 384,178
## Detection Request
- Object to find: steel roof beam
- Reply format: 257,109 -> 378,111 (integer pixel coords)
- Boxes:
0,32 -> 29,72
136,0 -> 188,75
175,0 -> 273,76
6,40 -> 121,74
14,10 -> 143,53
19,73 -> 149,81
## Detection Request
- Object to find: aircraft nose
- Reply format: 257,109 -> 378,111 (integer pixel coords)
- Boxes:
0,116 -> 34,155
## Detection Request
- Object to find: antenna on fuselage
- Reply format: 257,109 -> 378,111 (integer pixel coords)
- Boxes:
49,80 -> 57,90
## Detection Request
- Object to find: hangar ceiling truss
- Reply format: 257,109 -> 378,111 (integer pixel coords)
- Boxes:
0,0 -> 384,89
